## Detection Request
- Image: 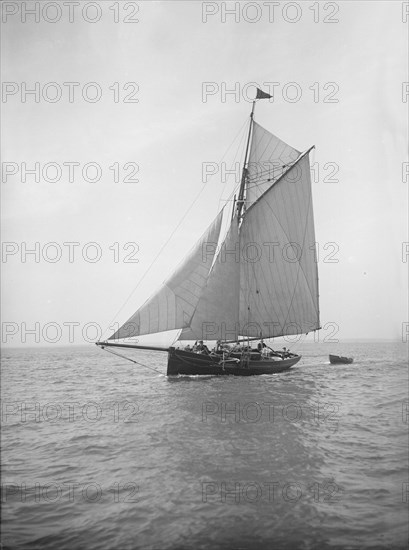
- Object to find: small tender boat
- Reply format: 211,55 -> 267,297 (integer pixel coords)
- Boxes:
329,354 -> 354,364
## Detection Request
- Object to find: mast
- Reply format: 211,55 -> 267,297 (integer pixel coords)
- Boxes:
236,100 -> 255,219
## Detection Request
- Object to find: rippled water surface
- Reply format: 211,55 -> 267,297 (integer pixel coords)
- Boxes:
1,342 -> 408,549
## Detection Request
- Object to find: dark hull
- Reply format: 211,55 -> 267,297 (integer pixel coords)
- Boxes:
167,347 -> 301,376
329,354 -> 353,364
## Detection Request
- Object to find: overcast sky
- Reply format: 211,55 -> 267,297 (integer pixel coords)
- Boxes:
2,0 -> 408,346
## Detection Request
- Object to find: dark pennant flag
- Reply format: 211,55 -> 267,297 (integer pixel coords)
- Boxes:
255,87 -> 272,100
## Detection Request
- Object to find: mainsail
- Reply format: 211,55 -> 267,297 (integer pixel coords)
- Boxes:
110,109 -> 320,343
239,152 -> 320,338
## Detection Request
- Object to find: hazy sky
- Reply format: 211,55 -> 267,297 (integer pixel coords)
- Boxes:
1,0 -> 408,346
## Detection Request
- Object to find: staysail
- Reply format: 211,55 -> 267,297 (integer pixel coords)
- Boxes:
109,210 -> 223,340
179,216 -> 240,341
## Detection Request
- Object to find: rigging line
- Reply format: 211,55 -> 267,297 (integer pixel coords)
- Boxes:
102,119 -> 249,340
220,112 -> 261,210
103,346 -> 164,375
171,329 -> 182,346
246,165 -> 294,184
247,175 -> 281,186
246,177 -> 283,192
223,167 -> 244,205
216,118 -> 249,213
246,159 -> 300,188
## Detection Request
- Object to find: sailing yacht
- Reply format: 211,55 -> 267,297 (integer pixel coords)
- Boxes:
96,88 -> 321,375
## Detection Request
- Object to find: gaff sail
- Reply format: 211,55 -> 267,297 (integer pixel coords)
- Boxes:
178,146 -> 320,341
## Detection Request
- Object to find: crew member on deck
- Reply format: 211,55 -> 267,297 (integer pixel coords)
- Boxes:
257,339 -> 267,352
197,340 -> 210,354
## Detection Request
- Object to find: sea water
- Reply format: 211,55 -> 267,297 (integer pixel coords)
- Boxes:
1,341 -> 408,549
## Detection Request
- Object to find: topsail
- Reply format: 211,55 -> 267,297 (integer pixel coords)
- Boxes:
246,122 -> 300,207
